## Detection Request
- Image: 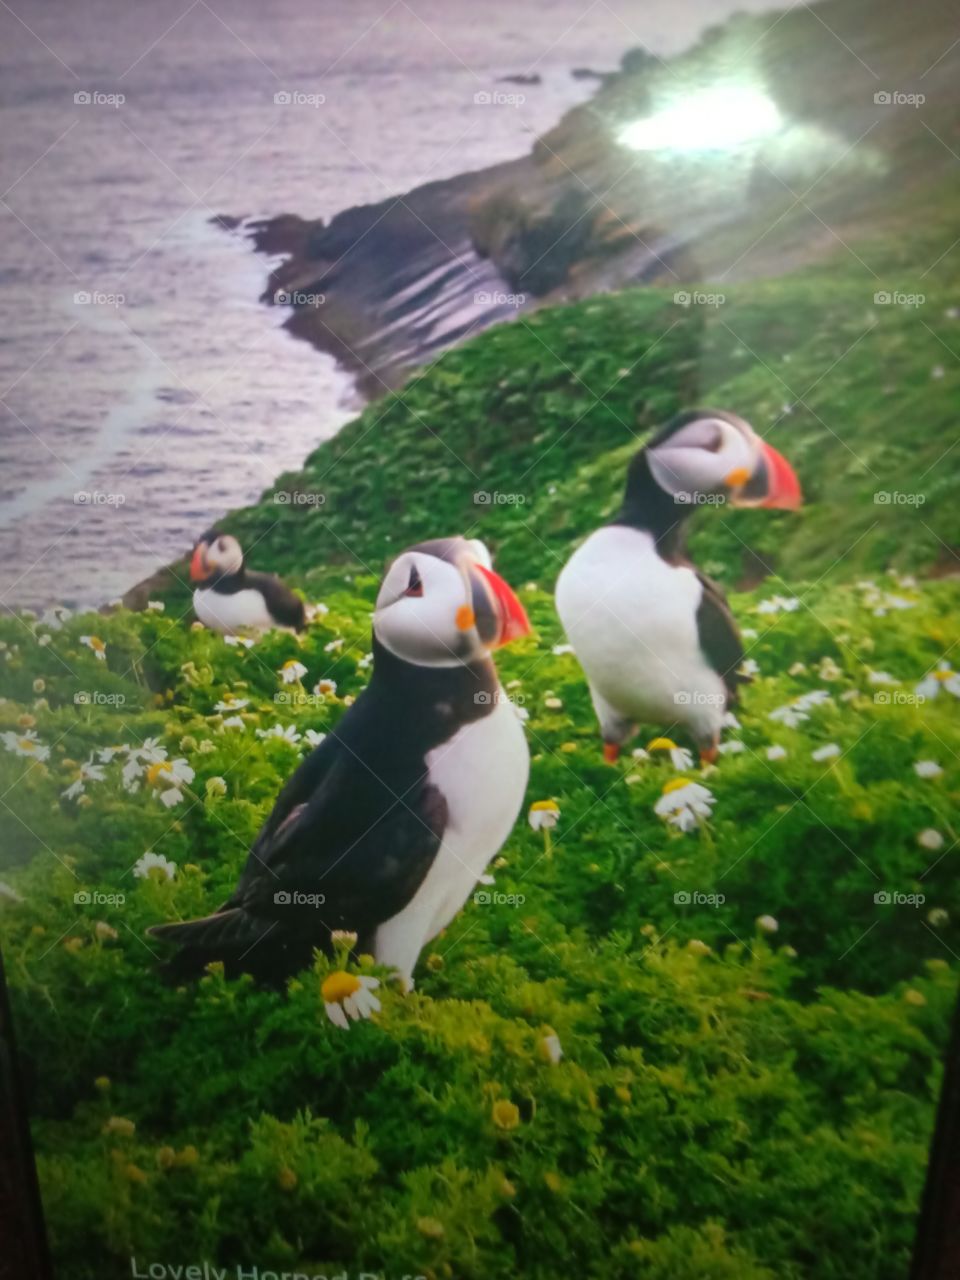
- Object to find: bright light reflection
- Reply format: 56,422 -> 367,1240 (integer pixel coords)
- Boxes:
617,86 -> 782,152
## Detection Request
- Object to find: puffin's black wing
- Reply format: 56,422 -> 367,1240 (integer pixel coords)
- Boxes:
148,724 -> 447,982
246,570 -> 306,631
693,570 -> 748,701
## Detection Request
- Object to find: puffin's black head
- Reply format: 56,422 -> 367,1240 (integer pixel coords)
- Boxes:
190,529 -> 244,583
623,407 -> 802,517
373,536 -> 530,669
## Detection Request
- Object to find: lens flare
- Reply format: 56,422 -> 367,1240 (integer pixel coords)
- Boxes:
617,86 -> 782,152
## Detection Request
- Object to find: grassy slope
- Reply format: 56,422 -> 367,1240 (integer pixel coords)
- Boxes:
2,151 -> 960,1280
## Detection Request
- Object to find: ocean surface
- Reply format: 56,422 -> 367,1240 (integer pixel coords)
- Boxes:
0,0 -> 775,608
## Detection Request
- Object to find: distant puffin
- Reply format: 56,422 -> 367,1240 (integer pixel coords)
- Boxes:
151,536 -> 531,989
190,528 -> 306,634
555,409 -> 802,764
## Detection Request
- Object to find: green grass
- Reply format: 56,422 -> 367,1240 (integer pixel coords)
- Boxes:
3,172 -> 960,1280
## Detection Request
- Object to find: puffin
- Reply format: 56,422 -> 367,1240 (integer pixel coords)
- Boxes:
554,408 -> 802,764
150,536 -> 531,989
190,528 -> 306,633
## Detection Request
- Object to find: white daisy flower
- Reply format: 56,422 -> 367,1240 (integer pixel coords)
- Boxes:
80,634 -> 107,661
551,643 -> 574,656
279,659 -> 308,684
306,602 -> 329,619
756,914 -> 779,933
766,744 -> 788,761
528,799 -> 560,831
916,662 -> 960,701
544,696 -> 563,710
358,653 -> 373,670
221,715 -> 246,730
631,747 -> 651,761
717,740 -> 745,755
158,787 -> 185,808
213,695 -> 249,712
321,971 -> 381,1030
811,743 -> 841,762
62,758 -> 106,801
304,729 -> 327,748
654,779 -> 715,832
146,758 -> 194,789
740,658 -> 760,677
324,638 -> 344,653
256,723 -> 302,745
867,670 -> 900,686
146,600 -> 165,613
313,679 -> 338,698
39,605 -> 71,631
647,737 -> 694,771
1,730 -> 50,762
135,738 -> 167,764
223,634 -> 255,649
133,851 -> 177,881
918,829 -> 944,851
914,760 -> 943,779
721,711 -> 741,730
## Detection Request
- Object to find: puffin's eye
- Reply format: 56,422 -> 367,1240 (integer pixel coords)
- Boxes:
403,564 -> 423,598
217,539 -> 226,551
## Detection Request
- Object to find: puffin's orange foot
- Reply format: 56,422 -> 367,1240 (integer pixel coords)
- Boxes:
700,744 -> 719,766
603,742 -> 621,764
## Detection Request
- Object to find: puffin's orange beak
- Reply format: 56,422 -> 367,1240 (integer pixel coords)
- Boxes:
189,543 -> 208,582
475,563 -> 531,648
758,441 -> 802,510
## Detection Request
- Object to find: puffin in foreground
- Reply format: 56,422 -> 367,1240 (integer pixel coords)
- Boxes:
555,408 -> 802,764
190,529 -> 306,633
150,536 -> 531,989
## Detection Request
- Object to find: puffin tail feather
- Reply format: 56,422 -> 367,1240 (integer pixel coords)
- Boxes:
147,908 -> 281,980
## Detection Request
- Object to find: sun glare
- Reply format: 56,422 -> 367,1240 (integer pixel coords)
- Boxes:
616,85 -> 782,152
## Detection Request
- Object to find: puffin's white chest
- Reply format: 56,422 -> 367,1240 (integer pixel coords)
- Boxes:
193,586 -> 274,634
555,525 -> 724,727
373,693 -> 529,979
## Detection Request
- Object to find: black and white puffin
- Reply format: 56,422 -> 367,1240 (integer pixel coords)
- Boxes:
150,536 -> 531,988
190,528 -> 306,633
555,409 -> 802,764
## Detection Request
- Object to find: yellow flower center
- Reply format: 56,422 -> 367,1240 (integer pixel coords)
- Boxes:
17,737 -> 37,752
146,761 -> 172,786
934,669 -> 952,681
662,778 -> 691,795
89,636 -> 105,652
530,799 -> 559,813
648,737 -> 678,751
321,971 -> 362,1004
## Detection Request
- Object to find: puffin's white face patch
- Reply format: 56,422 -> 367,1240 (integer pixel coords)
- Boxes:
205,534 -> 243,576
374,552 -> 475,668
648,415 -> 758,501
